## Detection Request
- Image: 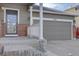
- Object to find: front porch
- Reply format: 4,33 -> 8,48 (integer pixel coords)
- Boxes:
0,3 -> 44,40
0,3 -> 47,56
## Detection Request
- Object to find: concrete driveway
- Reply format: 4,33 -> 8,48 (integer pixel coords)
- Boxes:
46,40 -> 79,56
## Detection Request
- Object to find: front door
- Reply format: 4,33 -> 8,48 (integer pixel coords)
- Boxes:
6,10 -> 18,35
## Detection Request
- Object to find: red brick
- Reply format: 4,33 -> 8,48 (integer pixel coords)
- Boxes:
17,24 -> 28,36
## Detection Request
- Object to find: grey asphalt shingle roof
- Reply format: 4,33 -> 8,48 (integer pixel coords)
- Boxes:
32,5 -> 63,13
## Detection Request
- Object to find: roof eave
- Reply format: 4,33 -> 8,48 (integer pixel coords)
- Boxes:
32,9 -> 78,17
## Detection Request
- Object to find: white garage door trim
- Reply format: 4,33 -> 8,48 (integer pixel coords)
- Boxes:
33,17 -> 73,40
33,17 -> 73,22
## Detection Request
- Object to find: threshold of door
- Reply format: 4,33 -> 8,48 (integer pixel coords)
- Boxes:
5,34 -> 18,36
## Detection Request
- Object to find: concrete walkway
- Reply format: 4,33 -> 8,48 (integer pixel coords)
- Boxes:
47,40 -> 79,56
0,37 -> 57,56
0,37 -> 40,52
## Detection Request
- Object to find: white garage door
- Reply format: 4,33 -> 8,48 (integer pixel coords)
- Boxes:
43,20 -> 73,41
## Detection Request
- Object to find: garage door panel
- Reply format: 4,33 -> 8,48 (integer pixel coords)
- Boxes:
43,21 -> 72,40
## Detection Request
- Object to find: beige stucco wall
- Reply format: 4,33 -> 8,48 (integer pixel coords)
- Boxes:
0,4 -> 29,25
65,8 -> 76,14
65,7 -> 79,27
75,16 -> 79,27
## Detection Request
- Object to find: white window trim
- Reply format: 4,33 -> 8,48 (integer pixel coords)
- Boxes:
33,17 -> 74,40
3,7 -> 20,24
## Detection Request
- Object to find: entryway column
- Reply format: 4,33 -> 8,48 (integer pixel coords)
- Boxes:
30,6 -> 33,26
38,3 -> 47,53
39,3 -> 43,40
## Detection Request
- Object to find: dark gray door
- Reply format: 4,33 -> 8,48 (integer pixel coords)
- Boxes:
43,20 -> 72,41
6,10 -> 18,34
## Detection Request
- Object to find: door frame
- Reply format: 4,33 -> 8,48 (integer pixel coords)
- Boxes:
3,7 -> 20,36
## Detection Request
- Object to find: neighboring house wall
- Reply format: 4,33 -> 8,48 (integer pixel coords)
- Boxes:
65,7 -> 79,38
65,7 -> 79,27
65,8 -> 77,14
75,17 -> 79,27
0,4 -> 29,37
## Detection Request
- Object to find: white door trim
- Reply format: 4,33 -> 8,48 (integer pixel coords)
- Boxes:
33,17 -> 73,40
3,7 -> 20,24
3,7 -> 20,36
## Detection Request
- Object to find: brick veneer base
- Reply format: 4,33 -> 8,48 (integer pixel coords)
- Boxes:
17,24 -> 28,36
0,21 -> 28,37
0,20 -> 4,37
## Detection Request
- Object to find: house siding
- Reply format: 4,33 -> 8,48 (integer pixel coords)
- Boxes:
33,12 -> 74,20
0,4 -> 29,37
1,4 -> 29,25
